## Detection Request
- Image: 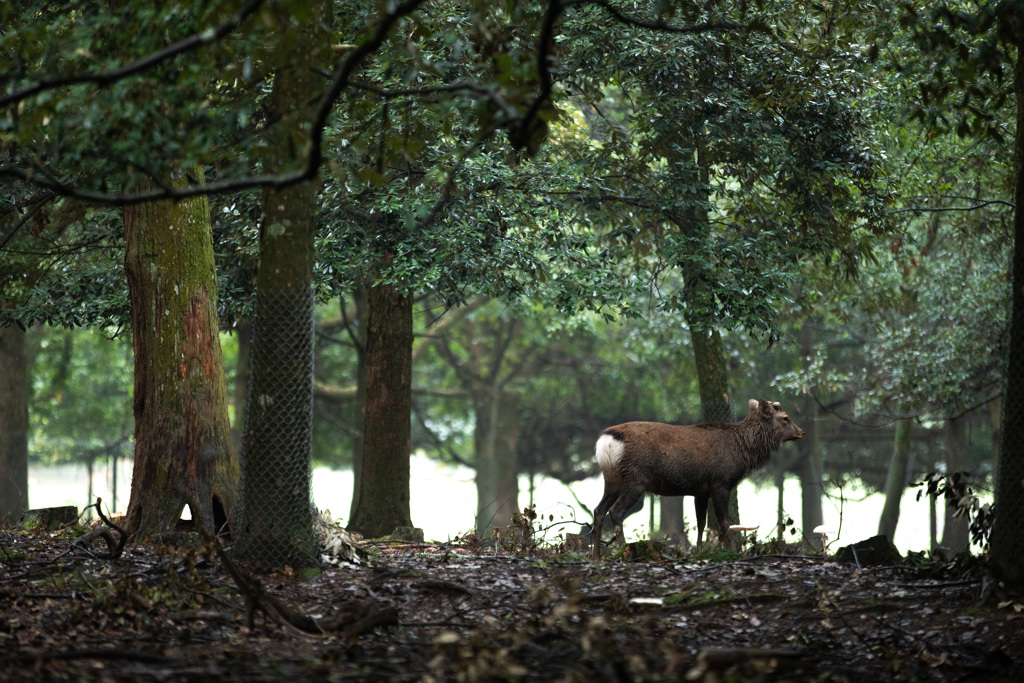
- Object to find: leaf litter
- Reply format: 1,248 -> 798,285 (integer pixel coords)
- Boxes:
1,528 -> 1023,681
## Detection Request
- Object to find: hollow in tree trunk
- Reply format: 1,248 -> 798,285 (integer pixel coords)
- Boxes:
123,174 -> 238,538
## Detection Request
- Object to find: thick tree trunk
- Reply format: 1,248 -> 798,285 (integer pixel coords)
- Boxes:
474,391 -> 520,536
689,326 -> 740,530
990,395 -> 1002,479
0,325 -> 29,525
690,327 -> 733,425
989,35 -> 1024,589
235,1 -> 330,568
877,414 -> 912,542
123,174 -> 238,538
348,281 -> 414,538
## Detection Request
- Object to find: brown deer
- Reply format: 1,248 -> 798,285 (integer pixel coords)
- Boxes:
591,399 -> 803,557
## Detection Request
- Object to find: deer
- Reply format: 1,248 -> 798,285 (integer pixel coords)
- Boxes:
591,399 -> 803,557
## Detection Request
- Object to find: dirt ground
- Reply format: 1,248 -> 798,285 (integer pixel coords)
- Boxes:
2,525 -> 1023,682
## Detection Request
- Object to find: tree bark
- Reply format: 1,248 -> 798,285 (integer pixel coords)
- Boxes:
474,391 -> 520,536
877,414 -> 912,542
989,32 -> 1024,588
348,287 -> 370,523
348,280 -> 414,538
659,497 -> 687,548
235,0 -> 330,568
123,173 -> 238,538
689,326 -> 740,529
796,431 -> 824,550
232,319 -> 251,445
0,324 -> 29,525
797,323 -> 824,549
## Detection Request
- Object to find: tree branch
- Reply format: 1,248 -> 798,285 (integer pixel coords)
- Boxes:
0,0 -> 267,108
891,199 -> 1015,213
0,0 -> 426,206
563,0 -> 747,34
348,79 -> 519,122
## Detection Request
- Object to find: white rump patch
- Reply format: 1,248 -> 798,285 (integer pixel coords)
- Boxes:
595,434 -> 625,472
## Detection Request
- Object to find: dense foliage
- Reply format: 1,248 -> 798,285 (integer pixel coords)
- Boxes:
2,0 -> 1020,565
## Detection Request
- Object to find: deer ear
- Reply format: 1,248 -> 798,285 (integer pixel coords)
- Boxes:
748,398 -> 759,413
758,399 -> 773,416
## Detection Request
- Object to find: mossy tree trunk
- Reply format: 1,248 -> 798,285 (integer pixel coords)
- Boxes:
123,174 -> 238,538
679,138 -> 739,533
348,279 -> 414,538
235,0 -> 330,568
689,326 -> 740,530
0,324 -> 29,525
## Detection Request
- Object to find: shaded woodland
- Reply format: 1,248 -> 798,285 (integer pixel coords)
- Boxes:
2,0 -> 1024,678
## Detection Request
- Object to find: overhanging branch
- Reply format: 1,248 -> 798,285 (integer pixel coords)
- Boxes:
1,0 -> 427,206
0,0 -> 267,108
562,0 -> 747,34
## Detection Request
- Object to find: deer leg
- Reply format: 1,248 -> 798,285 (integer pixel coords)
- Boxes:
607,485 -> 645,548
711,489 -> 732,544
694,495 -> 709,547
591,486 -> 619,558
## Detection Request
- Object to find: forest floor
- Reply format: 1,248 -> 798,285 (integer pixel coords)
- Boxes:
2,523 -> 1023,682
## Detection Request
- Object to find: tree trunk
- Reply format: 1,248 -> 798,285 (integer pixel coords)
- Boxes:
689,326 -> 740,530
877,414 -> 912,542
690,327 -> 733,424
123,173 -> 238,538
990,35 -> 1024,590
929,489 -> 938,552
990,395 -> 1002,481
775,471 -> 785,542
0,324 -> 29,525
797,444 -> 824,550
797,324 -> 824,549
794,323 -> 827,552
348,280 -> 414,538
659,497 -> 688,548
474,390 -> 520,536
235,1 -> 330,568
232,319 -> 251,445
348,287 -> 369,523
